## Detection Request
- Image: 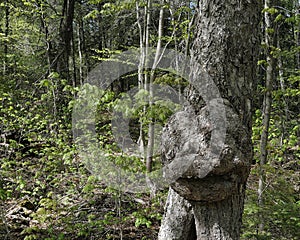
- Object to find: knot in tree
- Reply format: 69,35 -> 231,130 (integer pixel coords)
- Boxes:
161,100 -> 253,202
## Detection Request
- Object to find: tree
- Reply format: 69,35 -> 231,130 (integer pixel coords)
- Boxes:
258,0 -> 277,233
158,1 -> 261,239
57,0 -> 75,82
2,0 -> 9,77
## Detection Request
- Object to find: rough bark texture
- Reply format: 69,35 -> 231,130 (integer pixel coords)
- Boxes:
162,100 -> 252,202
159,0 -> 260,239
158,188 -> 196,240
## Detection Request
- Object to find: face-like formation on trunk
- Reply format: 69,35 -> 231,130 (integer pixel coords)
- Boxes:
161,99 -> 252,201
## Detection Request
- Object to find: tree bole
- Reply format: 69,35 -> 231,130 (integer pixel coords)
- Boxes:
159,0 -> 261,239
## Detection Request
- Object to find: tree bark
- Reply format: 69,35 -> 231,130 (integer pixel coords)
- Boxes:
58,0 -> 75,81
146,3 -> 164,173
159,0 -> 261,239
39,2 -> 53,77
77,21 -> 84,86
136,1 -> 146,160
158,188 -> 196,240
294,0 -> 300,69
3,0 -> 10,76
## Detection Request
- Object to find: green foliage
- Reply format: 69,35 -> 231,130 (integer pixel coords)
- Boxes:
113,84 -> 181,137
242,166 -> 300,240
132,202 -> 163,229
262,7 -> 278,15
133,211 -> 152,228
0,0 -> 299,239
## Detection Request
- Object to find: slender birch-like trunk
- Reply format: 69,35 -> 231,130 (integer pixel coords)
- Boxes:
146,3 -> 164,173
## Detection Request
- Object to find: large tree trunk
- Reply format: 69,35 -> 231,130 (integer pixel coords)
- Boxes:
159,1 -> 261,239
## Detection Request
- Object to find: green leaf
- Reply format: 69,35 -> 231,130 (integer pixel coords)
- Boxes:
40,79 -> 51,87
274,13 -> 283,22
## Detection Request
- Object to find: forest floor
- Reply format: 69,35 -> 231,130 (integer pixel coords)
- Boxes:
0,155 -> 166,240
0,143 -> 299,240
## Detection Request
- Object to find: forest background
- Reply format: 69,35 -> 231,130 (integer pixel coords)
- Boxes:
0,0 -> 299,239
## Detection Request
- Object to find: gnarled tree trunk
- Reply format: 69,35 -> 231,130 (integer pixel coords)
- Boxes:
159,1 -> 261,239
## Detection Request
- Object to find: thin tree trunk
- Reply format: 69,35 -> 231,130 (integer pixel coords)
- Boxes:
3,0 -> 9,76
277,39 -> 289,144
144,0 -> 151,91
136,1 -> 146,158
136,2 -> 144,89
258,0 -> 276,233
38,2 -> 58,121
146,3 -> 164,173
77,21 -> 84,86
294,0 -> 300,69
136,0 -> 151,164
41,15 -> 51,75
159,0 -> 261,239
71,28 -> 77,94
58,0 -> 75,81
